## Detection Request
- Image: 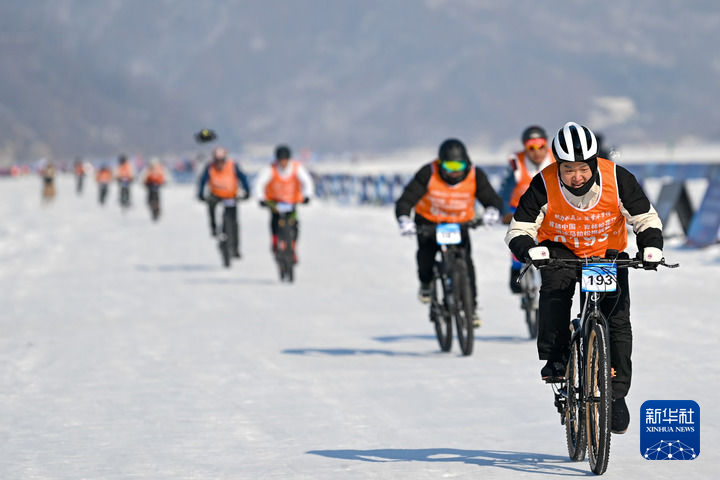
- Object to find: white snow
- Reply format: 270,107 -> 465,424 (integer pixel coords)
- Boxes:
1,175 -> 717,479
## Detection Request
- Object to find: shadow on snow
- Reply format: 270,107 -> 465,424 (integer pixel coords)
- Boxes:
307,448 -> 591,476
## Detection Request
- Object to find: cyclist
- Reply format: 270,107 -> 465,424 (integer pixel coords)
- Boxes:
142,157 -> 166,214
253,145 -> 314,262
499,126 -> 555,294
504,122 -> 664,434
40,161 -> 57,202
115,154 -> 134,207
74,158 -> 86,194
96,164 -> 113,205
197,146 -> 250,257
395,138 -> 503,327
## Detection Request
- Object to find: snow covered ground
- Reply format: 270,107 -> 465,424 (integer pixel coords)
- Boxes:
1,176 -> 717,479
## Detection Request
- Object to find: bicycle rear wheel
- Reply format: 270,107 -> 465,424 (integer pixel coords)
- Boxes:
586,319 -> 611,475
565,340 -> 587,461
452,260 -> 474,356
431,270 -> 452,352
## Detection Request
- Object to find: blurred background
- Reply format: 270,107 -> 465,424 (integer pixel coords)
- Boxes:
1,0 -> 719,167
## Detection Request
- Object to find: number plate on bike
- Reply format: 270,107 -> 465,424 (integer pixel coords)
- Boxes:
276,202 -> 294,213
581,263 -> 617,292
222,198 -> 237,207
436,223 -> 461,245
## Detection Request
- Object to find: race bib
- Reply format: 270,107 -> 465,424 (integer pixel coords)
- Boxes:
436,223 -> 462,245
581,263 -> 617,292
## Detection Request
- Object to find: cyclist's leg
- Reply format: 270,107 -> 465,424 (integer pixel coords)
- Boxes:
601,264 -> 632,399
207,196 -> 219,235
416,228 -> 438,301
270,211 -> 280,252
537,244 -> 577,371
226,205 -> 239,256
460,229 -> 477,307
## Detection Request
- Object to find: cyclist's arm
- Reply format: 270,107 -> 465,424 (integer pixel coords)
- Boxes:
197,165 -> 210,198
234,164 -> 251,195
473,166 -> 503,211
252,166 -> 273,201
497,165 -> 517,215
616,165 -> 664,251
505,174 -> 548,262
394,164 -> 431,220
296,163 -> 315,200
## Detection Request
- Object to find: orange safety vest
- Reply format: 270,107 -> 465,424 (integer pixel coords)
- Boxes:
265,161 -> 304,204
208,159 -> 239,199
509,151 -> 555,208
414,161 -> 476,223
145,166 -> 165,185
116,163 -> 133,181
537,158 -> 627,257
96,170 -> 113,184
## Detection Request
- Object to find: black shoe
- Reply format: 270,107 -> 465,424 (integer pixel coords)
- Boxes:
510,268 -> 522,294
232,251 -> 241,258
541,360 -> 566,383
611,397 -> 630,434
418,282 -> 431,304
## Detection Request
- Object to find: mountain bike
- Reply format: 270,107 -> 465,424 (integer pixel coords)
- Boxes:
515,263 -> 540,338
147,184 -> 161,221
262,201 -> 299,283
211,196 -> 242,268
420,221 -> 479,356
528,251 -> 678,475
119,179 -> 132,212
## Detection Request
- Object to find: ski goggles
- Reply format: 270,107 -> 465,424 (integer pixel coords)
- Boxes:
525,138 -> 547,150
440,160 -> 467,172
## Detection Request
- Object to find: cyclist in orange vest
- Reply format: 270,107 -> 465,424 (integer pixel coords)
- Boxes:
73,158 -> 86,195
142,157 -> 166,212
505,122 -> 664,434
197,147 -> 250,254
96,164 -> 113,205
253,145 -> 314,260
115,154 -> 135,207
395,138 -> 503,327
499,126 -> 555,293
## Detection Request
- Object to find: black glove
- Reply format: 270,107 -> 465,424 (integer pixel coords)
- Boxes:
240,191 -> 250,200
197,193 -> 205,202
302,197 -> 310,204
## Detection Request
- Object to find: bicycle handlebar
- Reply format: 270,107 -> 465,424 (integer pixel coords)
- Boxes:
536,257 -> 679,270
416,218 -> 483,234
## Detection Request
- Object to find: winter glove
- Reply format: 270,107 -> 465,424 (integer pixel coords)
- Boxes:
302,197 -> 310,204
528,246 -> 550,267
240,190 -> 250,200
398,215 -> 417,236
481,207 -> 500,227
642,247 -> 663,270
197,193 -> 205,202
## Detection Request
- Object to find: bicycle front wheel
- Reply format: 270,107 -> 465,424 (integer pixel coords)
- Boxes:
586,319 -> 611,475
451,260 -> 474,356
565,340 -> 587,461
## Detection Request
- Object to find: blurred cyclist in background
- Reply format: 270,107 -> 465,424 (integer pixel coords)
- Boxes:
115,154 -> 134,208
394,138 -> 503,327
143,157 -> 166,220
74,158 -> 86,195
40,161 -> 57,203
499,125 -> 555,293
96,164 -> 113,205
197,146 -> 250,256
253,145 -> 314,262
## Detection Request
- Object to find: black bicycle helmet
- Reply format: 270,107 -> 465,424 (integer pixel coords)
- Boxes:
521,125 -> 547,144
275,145 -> 291,160
437,138 -> 471,185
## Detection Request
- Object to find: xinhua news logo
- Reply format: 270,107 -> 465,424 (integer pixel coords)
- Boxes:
640,400 -> 700,460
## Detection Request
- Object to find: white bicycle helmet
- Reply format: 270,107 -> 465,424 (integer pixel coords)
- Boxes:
552,122 -> 598,163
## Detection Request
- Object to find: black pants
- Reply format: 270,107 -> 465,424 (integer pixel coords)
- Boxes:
270,212 -> 299,241
538,244 -> 632,399
208,196 -> 240,254
416,226 -> 477,306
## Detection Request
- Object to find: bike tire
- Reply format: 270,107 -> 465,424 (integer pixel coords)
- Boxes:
220,218 -> 232,268
565,340 -> 587,461
586,318 -> 611,475
452,260 -> 474,356
431,270 -> 452,352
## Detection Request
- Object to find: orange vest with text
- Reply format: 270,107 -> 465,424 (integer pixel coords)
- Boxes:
265,161 -> 304,204
96,170 -> 113,184
116,162 -> 133,181
145,166 -> 165,185
208,160 -> 239,199
509,152 -> 555,208
537,158 -> 627,257
414,162 -> 476,223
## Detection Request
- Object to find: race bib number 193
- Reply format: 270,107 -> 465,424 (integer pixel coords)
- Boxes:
581,263 -> 617,292
436,223 -> 462,245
